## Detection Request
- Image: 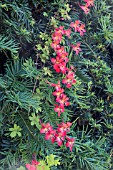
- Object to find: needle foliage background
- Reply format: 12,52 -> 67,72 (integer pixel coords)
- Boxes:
0,0 -> 113,169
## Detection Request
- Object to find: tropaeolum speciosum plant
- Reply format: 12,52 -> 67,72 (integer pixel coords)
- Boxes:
39,0 -> 94,151
26,1 -> 94,169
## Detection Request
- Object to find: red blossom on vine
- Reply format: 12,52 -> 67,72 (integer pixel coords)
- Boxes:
71,42 -> 82,55
55,26 -> 64,34
55,131 -> 66,146
56,93 -> 70,107
70,20 -> 80,32
52,88 -> 64,97
54,104 -> 64,116
84,0 -> 94,7
51,80 -> 61,91
62,67 -> 76,88
78,23 -> 86,36
64,28 -> 72,38
79,4 -> 90,14
40,123 -> 52,134
57,122 -> 72,133
45,129 -> 56,143
52,32 -> 62,43
26,160 -> 40,170
65,137 -> 75,152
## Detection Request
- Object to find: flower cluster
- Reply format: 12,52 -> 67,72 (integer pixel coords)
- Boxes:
26,160 -> 40,170
79,0 -> 94,14
62,66 -> 76,88
51,80 -> 70,116
70,20 -> 86,36
39,1 -> 94,153
51,24 -> 83,68
50,23 -> 84,116
40,122 -> 75,152
51,22 -> 84,76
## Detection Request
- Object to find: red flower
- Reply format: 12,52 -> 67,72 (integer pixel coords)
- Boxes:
59,62 -> 68,74
55,131 -> 66,146
51,41 -> 60,50
70,20 -> 80,32
84,0 -> 94,7
65,137 -> 75,152
57,122 -> 72,133
56,94 -> 70,107
55,26 -> 64,34
54,104 -> 64,117
51,57 -> 63,65
71,42 -> 82,55
51,80 -> 61,91
32,160 -> 40,165
40,123 -> 53,134
52,32 -> 62,43
56,46 -> 65,55
45,129 -> 56,143
62,78 -> 76,88
26,160 -> 40,170
62,67 -> 76,88
56,47 -> 68,62
52,88 -> 64,97
64,28 -> 72,37
53,64 -> 61,73
51,56 -> 64,73
26,164 -> 36,170
78,24 -> 86,36
79,4 -> 90,14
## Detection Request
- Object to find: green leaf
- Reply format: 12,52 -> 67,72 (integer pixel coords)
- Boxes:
9,124 -> 22,138
29,113 -> 41,129
17,166 -> 26,170
46,154 -> 60,167
43,12 -> 48,17
54,159 -> 60,166
10,131 -> 17,138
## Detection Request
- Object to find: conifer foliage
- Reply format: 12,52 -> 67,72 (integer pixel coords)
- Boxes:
0,0 -> 113,170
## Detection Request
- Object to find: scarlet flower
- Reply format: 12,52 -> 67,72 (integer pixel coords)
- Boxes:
55,46 -> 68,63
60,52 -> 68,61
51,80 -> 61,91
53,64 -> 61,73
45,129 -> 56,143
62,68 -> 76,88
70,20 -> 80,32
55,26 -> 64,34
62,78 -> 76,88
57,122 -> 72,133
64,28 -> 72,37
55,131 -> 66,146
26,164 -> 36,170
40,123 -> 53,134
84,0 -> 94,7
51,56 -> 65,73
56,93 -> 70,107
54,104 -> 64,117
51,41 -> 60,50
59,62 -> 68,74
51,56 -> 63,65
79,4 -> 90,14
65,137 -> 75,152
26,160 -> 40,170
52,32 -> 62,43
32,160 -> 40,165
56,46 -> 65,55
77,24 -> 86,36
52,88 -> 64,97
71,42 -> 82,55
